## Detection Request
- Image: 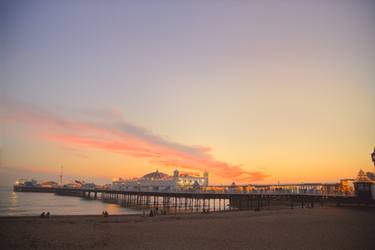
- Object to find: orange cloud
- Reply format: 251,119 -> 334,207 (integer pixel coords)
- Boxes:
1,100 -> 269,182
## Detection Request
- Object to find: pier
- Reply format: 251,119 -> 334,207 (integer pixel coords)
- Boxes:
13,185 -> 372,213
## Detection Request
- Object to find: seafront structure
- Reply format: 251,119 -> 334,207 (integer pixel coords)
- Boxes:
13,163 -> 375,213
112,169 -> 209,191
354,169 -> 375,200
352,148 -> 375,200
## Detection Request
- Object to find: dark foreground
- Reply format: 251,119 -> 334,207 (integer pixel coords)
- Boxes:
0,207 -> 374,250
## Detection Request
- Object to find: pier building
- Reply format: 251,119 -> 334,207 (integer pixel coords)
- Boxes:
353,148 -> 375,199
112,169 -> 208,191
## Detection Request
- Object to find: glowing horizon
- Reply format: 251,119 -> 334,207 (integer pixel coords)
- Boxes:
1,1 -> 374,185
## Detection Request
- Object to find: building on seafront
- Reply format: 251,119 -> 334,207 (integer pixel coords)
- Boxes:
353,148 -> 375,200
354,169 -> 375,200
111,169 -> 208,192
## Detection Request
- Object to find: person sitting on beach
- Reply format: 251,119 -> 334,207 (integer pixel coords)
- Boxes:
40,212 -> 45,218
46,212 -> 50,218
104,211 -> 109,217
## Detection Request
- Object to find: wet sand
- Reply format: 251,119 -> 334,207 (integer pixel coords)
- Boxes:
0,207 -> 374,250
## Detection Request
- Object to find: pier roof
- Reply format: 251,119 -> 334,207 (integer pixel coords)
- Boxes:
142,170 -> 169,180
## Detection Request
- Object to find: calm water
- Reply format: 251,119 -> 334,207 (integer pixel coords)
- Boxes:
0,186 -> 140,216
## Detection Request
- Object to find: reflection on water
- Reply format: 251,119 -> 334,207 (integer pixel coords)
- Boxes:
0,186 -> 140,216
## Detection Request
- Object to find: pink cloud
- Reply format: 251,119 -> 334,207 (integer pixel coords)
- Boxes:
1,100 -> 269,182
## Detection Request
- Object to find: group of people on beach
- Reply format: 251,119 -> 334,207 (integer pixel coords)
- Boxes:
102,210 -> 109,217
39,212 -> 51,218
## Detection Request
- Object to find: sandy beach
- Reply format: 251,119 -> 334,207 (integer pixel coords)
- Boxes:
0,207 -> 374,250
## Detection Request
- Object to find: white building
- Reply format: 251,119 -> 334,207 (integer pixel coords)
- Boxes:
112,169 -> 208,192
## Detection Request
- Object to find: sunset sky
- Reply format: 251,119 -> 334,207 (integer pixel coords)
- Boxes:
1,1 -> 375,185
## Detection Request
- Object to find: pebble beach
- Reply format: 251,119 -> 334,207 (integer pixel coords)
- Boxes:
1,207 -> 374,250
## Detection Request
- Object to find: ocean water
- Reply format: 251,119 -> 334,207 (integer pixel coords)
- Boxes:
0,186 -> 140,216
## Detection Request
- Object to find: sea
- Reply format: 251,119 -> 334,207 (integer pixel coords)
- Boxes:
0,186 -> 140,216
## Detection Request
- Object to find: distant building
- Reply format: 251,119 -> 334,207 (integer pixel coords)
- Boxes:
112,169 -> 208,191
351,148 -> 375,199
15,179 -> 38,187
354,169 -> 374,200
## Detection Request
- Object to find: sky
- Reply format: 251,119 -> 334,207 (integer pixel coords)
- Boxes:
1,0 -> 375,185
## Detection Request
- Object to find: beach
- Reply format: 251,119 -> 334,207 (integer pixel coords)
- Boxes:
0,207 -> 374,250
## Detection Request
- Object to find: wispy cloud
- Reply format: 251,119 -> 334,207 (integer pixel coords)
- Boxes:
1,100 -> 269,182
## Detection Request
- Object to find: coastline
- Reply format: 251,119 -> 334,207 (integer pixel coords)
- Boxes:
1,207 -> 374,250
